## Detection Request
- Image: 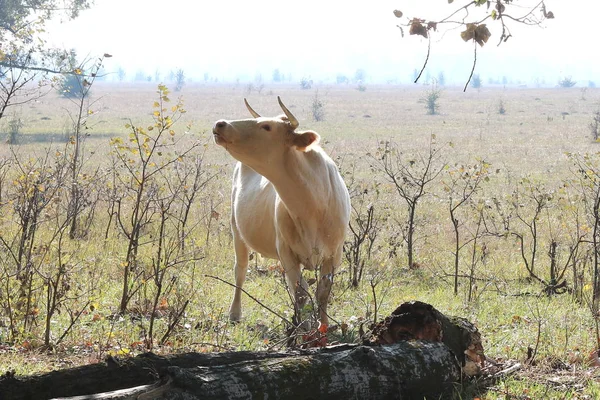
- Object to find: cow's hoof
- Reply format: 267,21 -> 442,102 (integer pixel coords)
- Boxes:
229,310 -> 242,323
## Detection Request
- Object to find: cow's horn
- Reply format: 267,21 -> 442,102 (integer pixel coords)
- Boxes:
277,96 -> 299,129
244,98 -> 261,118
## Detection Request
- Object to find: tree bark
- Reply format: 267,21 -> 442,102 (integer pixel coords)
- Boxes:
0,301 -> 484,400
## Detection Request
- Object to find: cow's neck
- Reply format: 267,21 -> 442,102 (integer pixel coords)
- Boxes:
264,149 -> 323,217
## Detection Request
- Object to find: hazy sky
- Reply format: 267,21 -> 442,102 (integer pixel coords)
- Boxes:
46,1 -> 599,85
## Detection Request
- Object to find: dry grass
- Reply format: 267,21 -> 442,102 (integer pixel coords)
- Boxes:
1,82 -> 600,398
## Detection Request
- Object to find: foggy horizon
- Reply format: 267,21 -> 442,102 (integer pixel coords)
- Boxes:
45,1 -> 599,87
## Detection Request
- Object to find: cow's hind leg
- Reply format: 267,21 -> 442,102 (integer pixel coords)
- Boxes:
229,222 -> 249,322
316,252 -> 339,327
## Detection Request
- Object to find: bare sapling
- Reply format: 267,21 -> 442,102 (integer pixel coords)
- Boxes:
168,147 -> 218,250
61,53 -> 110,239
370,135 -> 445,269
442,159 -> 490,295
569,153 -> 600,308
110,84 -> 201,314
343,161 -> 383,287
0,148 -> 69,341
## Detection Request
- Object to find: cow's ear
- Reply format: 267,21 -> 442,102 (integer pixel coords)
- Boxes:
292,130 -> 320,151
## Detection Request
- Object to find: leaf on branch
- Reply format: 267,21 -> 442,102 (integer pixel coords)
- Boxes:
461,24 -> 476,42
461,23 -> 491,47
427,21 -> 437,31
541,4 -> 555,19
393,10 -> 403,18
409,18 -> 428,38
103,53 -> 113,58
474,24 -> 491,46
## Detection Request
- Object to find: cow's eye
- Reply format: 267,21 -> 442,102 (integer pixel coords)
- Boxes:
261,124 -> 271,131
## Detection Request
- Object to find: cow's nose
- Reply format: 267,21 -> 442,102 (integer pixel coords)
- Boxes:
215,120 -> 227,129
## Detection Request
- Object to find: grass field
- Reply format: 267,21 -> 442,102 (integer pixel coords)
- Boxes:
1,82 -> 600,399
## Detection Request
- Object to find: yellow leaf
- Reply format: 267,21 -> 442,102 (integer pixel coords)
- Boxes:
153,111 -> 160,117
169,130 -> 175,136
153,101 -> 160,108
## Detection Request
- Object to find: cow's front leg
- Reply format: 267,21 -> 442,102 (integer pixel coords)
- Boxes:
229,221 -> 249,322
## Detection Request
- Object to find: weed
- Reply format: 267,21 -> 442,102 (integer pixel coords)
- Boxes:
422,80 -> 442,115
311,91 -> 325,122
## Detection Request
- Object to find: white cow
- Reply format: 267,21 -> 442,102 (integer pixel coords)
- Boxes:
213,97 -> 350,326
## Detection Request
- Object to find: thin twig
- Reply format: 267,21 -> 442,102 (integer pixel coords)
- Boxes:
463,41 -> 477,92
414,36 -> 431,84
56,300 -> 90,345
205,274 -> 294,327
160,299 -> 189,345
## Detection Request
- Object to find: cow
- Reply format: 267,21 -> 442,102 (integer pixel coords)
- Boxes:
212,97 -> 350,327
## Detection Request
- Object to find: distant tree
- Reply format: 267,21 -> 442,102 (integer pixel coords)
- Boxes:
470,74 -> 482,89
134,70 -> 146,82
57,50 -> 86,98
558,76 -> 576,88
203,72 -> 209,82
117,67 -> 126,82
311,90 -> 325,122
354,68 -> 367,83
589,81 -> 597,88
300,77 -> 313,90
412,68 -> 419,82
336,74 -> 349,84
425,71 -> 432,84
422,80 -> 442,115
272,68 -> 282,83
154,69 -> 161,82
437,71 -> 446,86
175,68 -> 185,91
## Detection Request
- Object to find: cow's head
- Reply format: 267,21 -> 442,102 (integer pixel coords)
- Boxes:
213,97 -> 320,167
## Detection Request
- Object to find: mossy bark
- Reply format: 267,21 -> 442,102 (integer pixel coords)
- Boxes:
0,302 -> 482,400
165,342 -> 460,400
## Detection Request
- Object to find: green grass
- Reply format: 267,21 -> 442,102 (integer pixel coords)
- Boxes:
1,82 -> 600,398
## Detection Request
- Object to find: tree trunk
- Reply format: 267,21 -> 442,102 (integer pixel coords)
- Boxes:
0,302 -> 484,400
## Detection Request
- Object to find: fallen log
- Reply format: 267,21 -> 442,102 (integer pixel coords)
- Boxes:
0,301 -> 484,400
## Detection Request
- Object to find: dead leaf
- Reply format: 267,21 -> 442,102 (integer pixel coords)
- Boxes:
393,10 -> 403,18
589,349 -> 600,367
474,24 -> 491,46
461,23 -> 491,46
461,23 -> 477,42
409,19 -> 428,38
